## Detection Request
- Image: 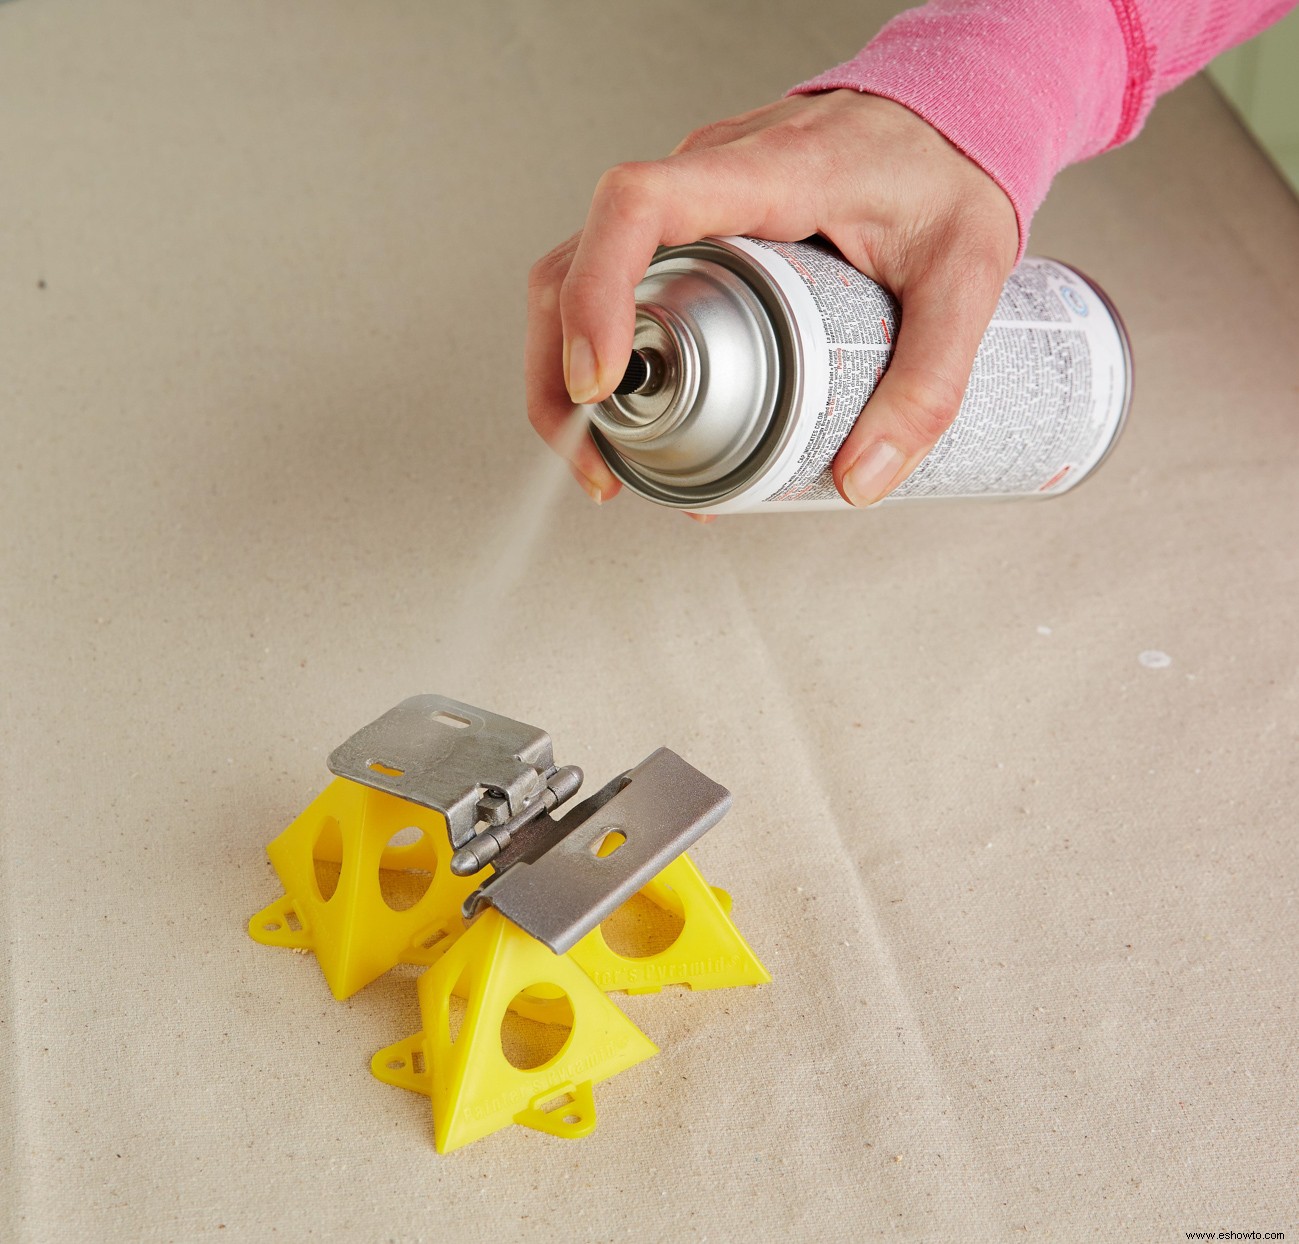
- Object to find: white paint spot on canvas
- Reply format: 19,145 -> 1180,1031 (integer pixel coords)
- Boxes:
1138,650 -> 1172,670
1036,625 -> 1052,636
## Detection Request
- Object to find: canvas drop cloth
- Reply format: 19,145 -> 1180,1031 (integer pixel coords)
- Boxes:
2,2 -> 1296,1240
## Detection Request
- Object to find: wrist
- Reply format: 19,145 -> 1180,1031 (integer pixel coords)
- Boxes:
789,0 -> 1129,258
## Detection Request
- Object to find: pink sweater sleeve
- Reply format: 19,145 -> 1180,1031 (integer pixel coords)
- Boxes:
790,0 -> 1299,255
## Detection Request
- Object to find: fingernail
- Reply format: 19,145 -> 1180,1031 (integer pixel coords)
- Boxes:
564,335 -> 600,404
844,441 -> 905,507
571,467 -> 604,504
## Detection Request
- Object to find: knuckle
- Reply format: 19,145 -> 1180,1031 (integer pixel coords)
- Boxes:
528,243 -> 574,296
671,128 -> 706,155
891,371 -> 965,444
593,161 -> 662,217
558,264 -> 604,311
674,118 -> 737,152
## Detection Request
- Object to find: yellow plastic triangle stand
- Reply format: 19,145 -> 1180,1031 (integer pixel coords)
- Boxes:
247,776 -> 488,1000
567,852 -> 771,994
371,909 -> 658,1154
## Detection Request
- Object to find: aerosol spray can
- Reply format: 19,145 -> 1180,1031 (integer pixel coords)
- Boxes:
589,236 -> 1132,513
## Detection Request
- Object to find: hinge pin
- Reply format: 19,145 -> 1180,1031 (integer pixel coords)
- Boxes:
450,764 -> 584,875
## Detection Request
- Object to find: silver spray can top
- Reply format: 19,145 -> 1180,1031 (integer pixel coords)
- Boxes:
589,244 -> 795,503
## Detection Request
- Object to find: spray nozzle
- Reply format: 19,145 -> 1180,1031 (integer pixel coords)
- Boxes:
614,348 -> 664,396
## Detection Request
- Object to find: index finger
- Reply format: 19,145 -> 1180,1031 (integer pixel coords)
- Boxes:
558,150 -> 817,404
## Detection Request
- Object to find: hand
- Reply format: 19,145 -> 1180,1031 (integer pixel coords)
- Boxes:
525,90 -> 1019,507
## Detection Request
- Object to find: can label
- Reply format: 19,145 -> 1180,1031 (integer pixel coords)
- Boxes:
723,237 -> 1130,509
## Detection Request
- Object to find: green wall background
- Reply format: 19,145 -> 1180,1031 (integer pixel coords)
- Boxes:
1209,7 -> 1299,197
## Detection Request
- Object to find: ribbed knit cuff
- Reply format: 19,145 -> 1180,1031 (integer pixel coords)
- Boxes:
789,1 -> 1130,258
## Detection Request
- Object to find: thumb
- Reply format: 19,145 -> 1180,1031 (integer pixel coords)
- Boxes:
832,257 -> 1004,507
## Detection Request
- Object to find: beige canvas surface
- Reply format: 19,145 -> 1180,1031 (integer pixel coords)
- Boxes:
2,2 -> 1297,1240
